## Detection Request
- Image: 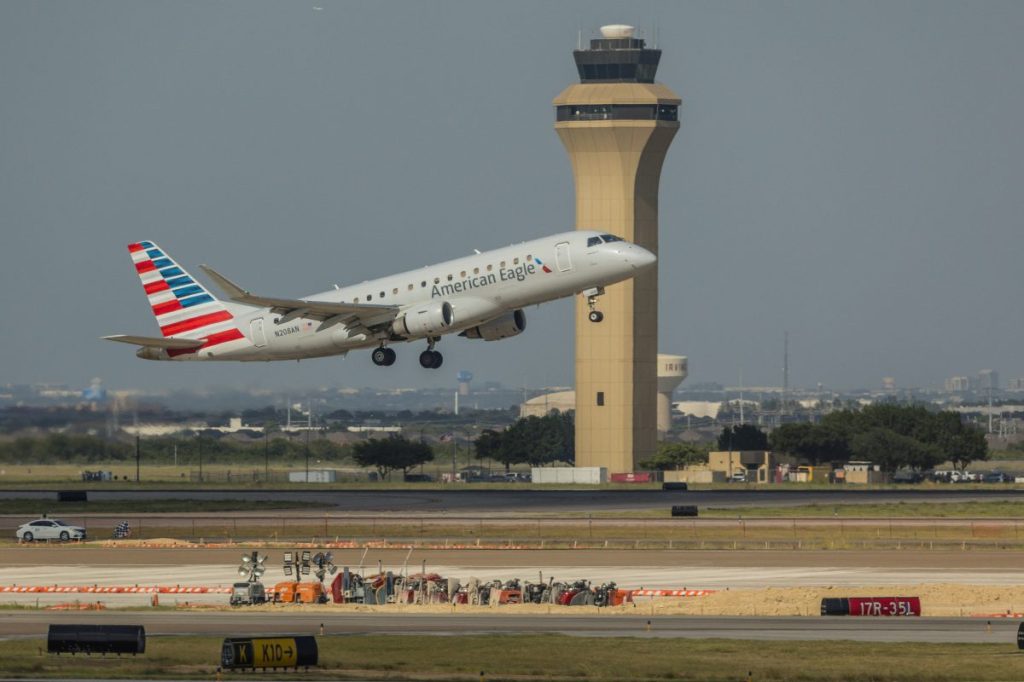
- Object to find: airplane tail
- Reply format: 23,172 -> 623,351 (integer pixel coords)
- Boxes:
127,241 -> 249,356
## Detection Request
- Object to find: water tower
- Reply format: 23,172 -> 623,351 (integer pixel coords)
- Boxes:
457,370 -> 474,396
657,354 -> 687,436
554,24 -> 681,472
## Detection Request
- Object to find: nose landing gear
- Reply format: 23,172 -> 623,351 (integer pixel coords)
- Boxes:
582,287 -> 606,323
371,346 -> 397,366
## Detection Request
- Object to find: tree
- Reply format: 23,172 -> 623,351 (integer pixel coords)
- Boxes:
471,412 -> 575,470
474,429 -> 514,470
352,436 -> 434,480
768,423 -> 850,466
718,424 -> 769,451
638,442 -> 710,471
849,427 -> 943,473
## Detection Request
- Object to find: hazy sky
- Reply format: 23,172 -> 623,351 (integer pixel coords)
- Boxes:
2,1 -> 1023,395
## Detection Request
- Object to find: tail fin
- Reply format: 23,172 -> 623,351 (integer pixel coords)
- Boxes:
127,241 -> 248,354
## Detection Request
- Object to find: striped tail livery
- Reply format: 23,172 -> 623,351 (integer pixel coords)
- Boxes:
103,242 -> 251,360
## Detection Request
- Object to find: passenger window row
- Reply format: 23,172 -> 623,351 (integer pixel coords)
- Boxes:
350,254 -> 537,302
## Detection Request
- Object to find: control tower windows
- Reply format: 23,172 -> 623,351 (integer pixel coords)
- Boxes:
556,104 -> 678,122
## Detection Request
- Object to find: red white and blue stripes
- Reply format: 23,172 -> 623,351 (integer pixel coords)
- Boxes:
128,241 -> 248,357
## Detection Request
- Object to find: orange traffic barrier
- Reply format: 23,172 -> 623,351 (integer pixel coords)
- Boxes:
46,602 -> 106,611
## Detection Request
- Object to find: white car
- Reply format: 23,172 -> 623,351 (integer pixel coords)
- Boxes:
16,518 -> 86,542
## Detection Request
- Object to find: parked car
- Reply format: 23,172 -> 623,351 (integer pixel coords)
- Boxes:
16,518 -> 86,542
893,471 -> 925,484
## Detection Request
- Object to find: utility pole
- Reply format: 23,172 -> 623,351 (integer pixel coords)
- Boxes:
305,400 -> 311,483
264,424 -> 270,482
135,434 -> 140,483
782,331 -> 789,418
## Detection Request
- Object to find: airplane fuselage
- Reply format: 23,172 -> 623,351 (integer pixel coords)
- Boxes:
118,230 -> 655,366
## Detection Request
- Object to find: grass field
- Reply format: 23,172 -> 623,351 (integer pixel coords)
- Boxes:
3,634 -> 1024,680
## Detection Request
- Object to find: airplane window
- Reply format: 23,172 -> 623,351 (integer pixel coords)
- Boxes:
473,267 -> 479,275
352,298 -> 358,304
486,264 -> 493,272
380,291 -> 385,298
460,271 -> 466,278
500,261 -> 506,268
408,284 -> 414,291
434,277 -> 440,284
421,281 -> 427,287
447,274 -> 453,281
601,234 -> 624,242
526,254 -> 532,261
514,257 -> 519,265
587,236 -> 603,247
366,295 -> 372,301
392,288 -> 398,295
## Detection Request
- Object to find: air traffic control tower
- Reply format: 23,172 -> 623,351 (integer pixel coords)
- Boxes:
553,24 -> 680,473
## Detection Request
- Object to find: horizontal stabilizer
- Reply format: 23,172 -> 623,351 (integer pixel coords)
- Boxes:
102,334 -> 205,350
200,265 -> 398,319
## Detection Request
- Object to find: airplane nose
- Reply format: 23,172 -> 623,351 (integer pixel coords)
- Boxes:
630,245 -> 657,270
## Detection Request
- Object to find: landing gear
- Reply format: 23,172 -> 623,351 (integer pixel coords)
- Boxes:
371,346 -> 396,366
583,286 -> 605,323
419,349 -> 443,369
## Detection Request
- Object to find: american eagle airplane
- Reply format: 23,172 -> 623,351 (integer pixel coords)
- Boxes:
104,231 -> 655,369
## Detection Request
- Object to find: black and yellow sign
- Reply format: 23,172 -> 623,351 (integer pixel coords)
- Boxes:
221,636 -> 317,669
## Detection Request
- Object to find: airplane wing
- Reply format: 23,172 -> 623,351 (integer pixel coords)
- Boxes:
199,265 -> 399,325
102,334 -> 205,349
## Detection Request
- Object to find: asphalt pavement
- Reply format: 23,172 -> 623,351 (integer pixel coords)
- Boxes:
1,609 -> 1018,643
2,488 -> 1023,512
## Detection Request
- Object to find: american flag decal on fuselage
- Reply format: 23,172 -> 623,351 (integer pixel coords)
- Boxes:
128,241 -> 249,358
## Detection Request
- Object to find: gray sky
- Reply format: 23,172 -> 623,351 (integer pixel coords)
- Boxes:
2,1 -> 1023,395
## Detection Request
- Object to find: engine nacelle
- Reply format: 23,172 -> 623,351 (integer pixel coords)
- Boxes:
393,301 -> 454,338
461,309 -> 526,341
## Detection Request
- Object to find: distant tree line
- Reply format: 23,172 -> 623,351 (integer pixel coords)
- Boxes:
473,413 -> 575,471
769,404 -> 988,472
0,432 -> 351,465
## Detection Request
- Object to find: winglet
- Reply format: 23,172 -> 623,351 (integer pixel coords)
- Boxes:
200,265 -> 249,301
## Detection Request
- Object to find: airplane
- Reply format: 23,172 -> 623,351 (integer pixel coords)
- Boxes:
104,231 -> 656,369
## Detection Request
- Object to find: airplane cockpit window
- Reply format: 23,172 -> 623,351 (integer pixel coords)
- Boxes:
587,236 -> 603,247
600,234 -> 624,242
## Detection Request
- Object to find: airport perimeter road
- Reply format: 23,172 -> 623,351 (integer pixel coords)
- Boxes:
2,488 -> 1023,512
0,610 -> 1017,643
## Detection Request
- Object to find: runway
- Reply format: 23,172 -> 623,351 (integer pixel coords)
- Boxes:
3,548 -> 1023,608
2,488 -> 1022,513
0,609 -> 1018,643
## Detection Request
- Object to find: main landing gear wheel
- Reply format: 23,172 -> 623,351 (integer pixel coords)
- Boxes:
371,347 -> 397,366
419,350 -> 443,369
588,310 -> 604,323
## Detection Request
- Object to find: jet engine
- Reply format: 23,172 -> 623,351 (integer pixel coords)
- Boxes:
393,301 -> 454,338
460,309 -> 526,341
